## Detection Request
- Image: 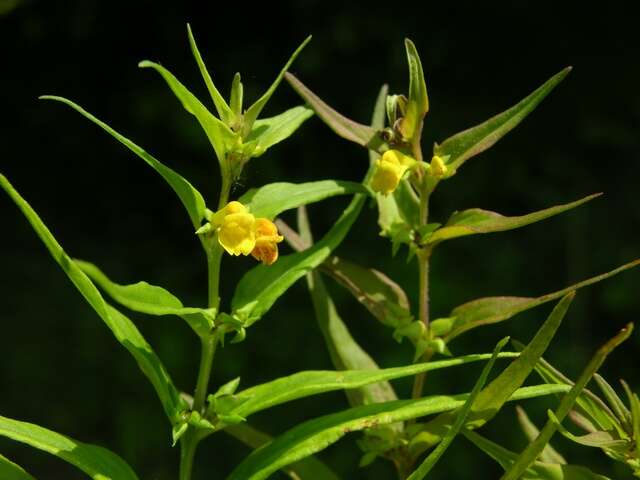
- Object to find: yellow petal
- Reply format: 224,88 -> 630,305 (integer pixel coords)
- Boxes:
251,218 -> 284,265
370,155 -> 408,195
210,200 -> 248,227
218,212 -> 256,255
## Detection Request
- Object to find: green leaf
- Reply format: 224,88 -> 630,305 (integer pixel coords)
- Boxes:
464,429 -> 611,480
39,96 -> 207,228
231,193 -> 366,326
285,72 -> 387,152
411,294 -> 573,458
434,67 -> 572,174
443,259 -> 640,341
549,413 -> 628,449
138,61 -> 235,164
306,269 -> 399,407
427,193 -> 600,245
245,105 -> 314,156
242,36 -> 312,137
516,405 -> 567,464
0,415 -> 139,480
186,24 -> 234,125
408,338 -> 508,479
75,260 -> 214,336
593,374 -> 632,428
0,175 -> 184,422
227,384 -> 568,480
224,423 -> 340,480
228,352 -> 519,419
405,39 -> 429,117
502,323 -> 633,480
230,72 -> 244,118
0,454 -> 36,480
239,180 -> 366,220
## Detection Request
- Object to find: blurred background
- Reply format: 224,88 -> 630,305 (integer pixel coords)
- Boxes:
1,0 -> 639,478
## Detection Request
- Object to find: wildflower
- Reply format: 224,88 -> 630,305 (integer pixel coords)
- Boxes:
429,155 -> 447,179
210,201 -> 256,256
370,150 -> 416,195
251,218 -> 284,265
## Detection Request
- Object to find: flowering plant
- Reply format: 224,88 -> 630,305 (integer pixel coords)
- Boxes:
1,26 -> 639,480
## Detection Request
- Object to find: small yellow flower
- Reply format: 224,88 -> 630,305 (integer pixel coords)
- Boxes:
429,155 -> 448,179
251,218 -> 284,265
210,201 -> 256,256
370,150 -> 415,195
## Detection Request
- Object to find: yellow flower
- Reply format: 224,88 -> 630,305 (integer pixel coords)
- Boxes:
210,201 -> 256,256
370,150 -> 415,195
429,155 -> 448,179
251,218 -> 284,265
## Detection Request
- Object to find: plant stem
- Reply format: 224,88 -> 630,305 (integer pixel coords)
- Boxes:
179,433 -> 198,480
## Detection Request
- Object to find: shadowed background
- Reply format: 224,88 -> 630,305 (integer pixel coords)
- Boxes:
1,0 -> 639,478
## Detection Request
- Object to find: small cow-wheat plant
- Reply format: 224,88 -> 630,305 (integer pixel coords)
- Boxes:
1,26 -> 639,480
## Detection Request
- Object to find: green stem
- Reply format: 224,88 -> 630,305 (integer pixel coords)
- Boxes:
179,433 -> 198,480
193,333 -> 218,412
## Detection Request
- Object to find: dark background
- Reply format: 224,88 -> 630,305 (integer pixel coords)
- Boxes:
1,1 -> 639,478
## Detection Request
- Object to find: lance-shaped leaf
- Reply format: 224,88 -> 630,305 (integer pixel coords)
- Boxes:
501,323 -> 633,480
410,294 -> 573,458
408,338 -> 508,479
464,429 -> 611,480
442,259 -> 640,341
285,72 -> 387,152
75,260 -> 214,336
238,180 -> 366,220
228,350 -> 518,420
244,106 -> 314,156
550,414 -> 628,450
138,61 -> 235,163
39,96 -> 207,228
0,175 -> 184,422
0,415 -> 139,480
434,67 -> 572,174
186,24 -> 234,125
224,423 -> 340,480
230,72 -> 244,119
227,384 -> 568,480
516,406 -> 567,464
231,192 -> 365,326
241,36 -> 312,137
0,454 -> 36,480
399,39 -> 429,141
426,193 -> 600,246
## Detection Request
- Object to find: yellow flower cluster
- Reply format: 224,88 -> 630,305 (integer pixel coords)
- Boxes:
207,201 -> 284,265
370,150 -> 416,195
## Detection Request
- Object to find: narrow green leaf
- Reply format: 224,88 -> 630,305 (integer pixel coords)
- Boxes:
306,269 -> 399,407
186,24 -> 234,124
408,338 -> 508,479
75,260 -> 214,336
435,67 -> 571,174
226,384 -> 568,480
238,180 -> 366,220
516,405 -> 567,464
242,36 -> 312,136
427,193 -> 600,245
593,374 -> 632,427
444,259 -> 640,341
405,38 -> 429,117
411,294 -> 573,458
502,323 -> 633,480
549,413 -> 628,449
229,352 -> 519,419
245,105 -> 314,156
138,61 -> 235,163
230,72 -> 244,118
0,454 -> 36,480
232,193 -> 366,325
0,175 -> 184,422
285,72 -> 387,152
39,96 -> 206,228
0,415 -> 139,480
464,429 -> 611,480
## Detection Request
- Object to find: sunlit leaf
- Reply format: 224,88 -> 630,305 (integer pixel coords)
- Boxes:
238,180 -> 366,220
434,67 -> 571,174
245,106 -> 314,156
76,260 -> 214,336
443,259 -> 640,341
0,175 -> 184,422
227,384 -> 568,480
39,96 -> 207,228
0,415 -> 139,480
427,193 -> 600,245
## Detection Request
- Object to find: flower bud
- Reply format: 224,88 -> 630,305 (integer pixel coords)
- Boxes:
429,155 -> 447,179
